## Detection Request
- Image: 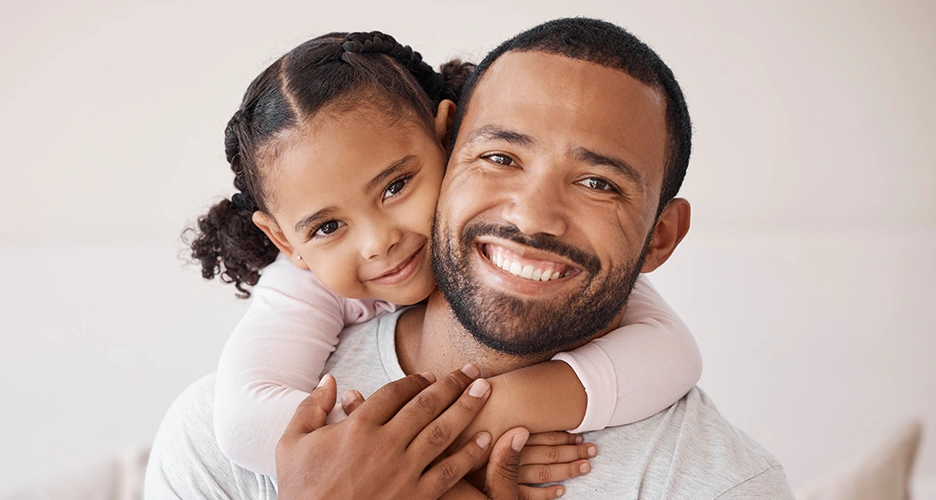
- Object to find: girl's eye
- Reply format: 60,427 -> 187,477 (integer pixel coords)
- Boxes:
579,177 -> 616,192
383,177 -> 409,199
313,220 -> 344,238
483,154 -> 515,166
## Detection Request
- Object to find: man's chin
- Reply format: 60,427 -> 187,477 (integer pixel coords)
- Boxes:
449,287 -> 602,357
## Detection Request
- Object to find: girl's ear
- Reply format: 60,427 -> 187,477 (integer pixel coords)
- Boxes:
252,211 -> 310,270
434,99 -> 456,150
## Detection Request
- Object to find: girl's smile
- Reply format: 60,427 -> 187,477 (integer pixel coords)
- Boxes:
251,101 -> 453,306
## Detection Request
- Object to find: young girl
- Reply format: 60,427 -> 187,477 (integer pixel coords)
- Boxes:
188,31 -> 702,487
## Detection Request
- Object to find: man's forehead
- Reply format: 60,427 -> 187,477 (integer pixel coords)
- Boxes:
455,50 -> 669,188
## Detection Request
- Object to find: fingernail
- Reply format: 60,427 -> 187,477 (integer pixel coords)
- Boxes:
587,445 -> 598,457
475,432 -> 492,449
420,372 -> 437,383
579,461 -> 590,474
460,363 -> 480,378
574,434 -> 584,444
511,430 -> 529,452
555,486 -> 564,497
317,374 -> 331,388
340,390 -> 355,408
468,378 -> 490,398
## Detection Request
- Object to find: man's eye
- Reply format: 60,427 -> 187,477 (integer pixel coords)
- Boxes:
483,154 -> 514,166
314,220 -> 344,237
383,177 -> 409,199
580,177 -> 614,191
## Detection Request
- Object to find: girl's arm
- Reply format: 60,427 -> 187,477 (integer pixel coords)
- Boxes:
213,253 -> 394,476
468,275 -> 702,439
554,274 -> 702,432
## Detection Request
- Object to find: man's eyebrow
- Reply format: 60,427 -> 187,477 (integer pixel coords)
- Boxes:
463,126 -> 536,148
294,207 -> 335,235
572,147 -> 645,192
365,155 -> 415,192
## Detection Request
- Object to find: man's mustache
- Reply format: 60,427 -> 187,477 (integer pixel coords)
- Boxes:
461,222 -> 601,275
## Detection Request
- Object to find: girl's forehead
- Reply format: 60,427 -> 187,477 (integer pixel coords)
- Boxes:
263,107 -> 444,220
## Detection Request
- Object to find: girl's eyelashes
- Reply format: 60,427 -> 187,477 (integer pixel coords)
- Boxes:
311,219 -> 345,239
382,174 -> 412,200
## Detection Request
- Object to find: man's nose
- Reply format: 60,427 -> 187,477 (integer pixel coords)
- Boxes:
500,170 -> 569,237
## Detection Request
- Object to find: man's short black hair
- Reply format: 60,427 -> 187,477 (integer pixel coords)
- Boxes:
450,17 -> 692,213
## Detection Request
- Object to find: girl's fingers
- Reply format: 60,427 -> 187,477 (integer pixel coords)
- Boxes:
283,374 -> 337,436
518,484 -> 566,500
354,373 -> 433,423
519,443 -> 598,466
518,459 -> 591,485
420,432 -> 493,499
524,431 -> 582,446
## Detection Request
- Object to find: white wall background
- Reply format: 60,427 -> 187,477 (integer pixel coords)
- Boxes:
1,0 -> 933,496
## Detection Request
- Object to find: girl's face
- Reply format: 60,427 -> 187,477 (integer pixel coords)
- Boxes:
253,103 -> 452,305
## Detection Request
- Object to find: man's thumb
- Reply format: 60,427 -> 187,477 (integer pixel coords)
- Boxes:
484,427 -> 529,500
289,374 -> 338,435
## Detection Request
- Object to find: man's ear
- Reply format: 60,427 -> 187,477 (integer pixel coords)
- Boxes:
640,198 -> 690,273
434,99 -> 456,151
252,211 -> 309,270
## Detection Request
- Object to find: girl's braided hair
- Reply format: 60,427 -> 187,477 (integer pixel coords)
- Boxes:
185,32 -> 474,297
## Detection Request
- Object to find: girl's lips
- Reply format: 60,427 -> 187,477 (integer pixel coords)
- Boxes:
368,244 -> 426,286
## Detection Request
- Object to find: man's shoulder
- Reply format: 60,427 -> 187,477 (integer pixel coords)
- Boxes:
570,387 -> 794,499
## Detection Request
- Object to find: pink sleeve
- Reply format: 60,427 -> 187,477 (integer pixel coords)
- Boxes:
552,275 -> 702,433
213,253 -> 396,476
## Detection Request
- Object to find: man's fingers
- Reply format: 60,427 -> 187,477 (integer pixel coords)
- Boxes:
420,431 -> 492,498
282,374 -> 338,436
394,364 -> 481,444
524,431 -> 582,446
519,443 -> 598,466
340,389 -> 364,415
518,459 -> 591,485
483,427 -> 528,500
354,373 -> 433,423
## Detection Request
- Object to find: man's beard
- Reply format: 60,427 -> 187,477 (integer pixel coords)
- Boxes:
431,218 -> 651,358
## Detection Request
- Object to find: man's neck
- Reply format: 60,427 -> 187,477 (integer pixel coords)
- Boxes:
395,291 -> 539,378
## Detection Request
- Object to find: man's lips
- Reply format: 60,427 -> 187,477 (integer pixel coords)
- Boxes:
367,243 -> 426,286
479,242 -> 579,282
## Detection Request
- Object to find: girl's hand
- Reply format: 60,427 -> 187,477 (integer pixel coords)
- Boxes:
519,431 -> 597,486
276,365 -> 494,500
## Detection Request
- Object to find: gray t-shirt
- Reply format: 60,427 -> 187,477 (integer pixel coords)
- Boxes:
145,310 -> 794,499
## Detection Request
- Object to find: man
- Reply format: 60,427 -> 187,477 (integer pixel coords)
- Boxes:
146,18 -> 794,498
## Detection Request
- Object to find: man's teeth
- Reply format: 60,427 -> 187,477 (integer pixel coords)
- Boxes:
491,253 -> 564,281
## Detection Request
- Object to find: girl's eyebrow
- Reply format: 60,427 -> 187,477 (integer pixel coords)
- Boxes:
365,155 -> 415,192
295,207 -> 336,234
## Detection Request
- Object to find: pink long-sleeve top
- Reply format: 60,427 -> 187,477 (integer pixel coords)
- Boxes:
213,253 -> 702,476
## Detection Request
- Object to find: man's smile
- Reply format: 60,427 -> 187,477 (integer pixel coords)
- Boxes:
480,241 -> 577,282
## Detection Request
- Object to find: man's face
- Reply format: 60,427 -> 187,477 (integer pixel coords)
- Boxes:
432,51 -> 670,357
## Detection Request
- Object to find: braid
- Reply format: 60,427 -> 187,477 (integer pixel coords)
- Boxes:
342,31 -> 445,105
188,30 -> 470,297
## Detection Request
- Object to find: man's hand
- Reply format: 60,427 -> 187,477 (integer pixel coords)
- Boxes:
440,428 -> 567,500
276,365 -> 495,500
